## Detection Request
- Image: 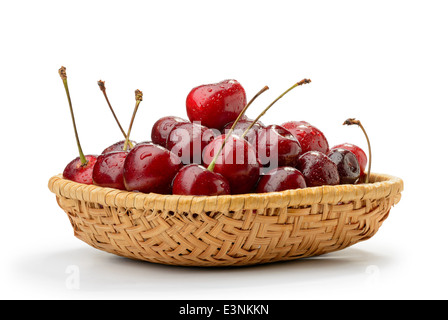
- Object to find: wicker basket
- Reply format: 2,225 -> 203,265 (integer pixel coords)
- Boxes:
48,173 -> 403,267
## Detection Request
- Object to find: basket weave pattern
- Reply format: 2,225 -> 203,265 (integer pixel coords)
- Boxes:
48,173 -> 403,266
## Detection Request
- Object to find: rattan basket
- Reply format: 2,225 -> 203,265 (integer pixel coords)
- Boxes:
48,173 -> 403,267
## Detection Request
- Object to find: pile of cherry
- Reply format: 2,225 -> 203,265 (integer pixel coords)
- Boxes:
59,66 -> 370,197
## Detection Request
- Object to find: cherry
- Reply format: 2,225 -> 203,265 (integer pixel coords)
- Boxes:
342,118 -> 372,183
297,151 -> 340,187
151,116 -> 189,148
327,148 -> 360,184
172,164 -> 231,196
173,86 -> 269,196
281,121 -> 329,154
121,92 -> 184,194
92,151 -> 127,190
186,79 -> 247,130
203,134 -> 261,194
256,166 -> 307,193
58,66 -> 97,184
250,124 -> 302,169
331,143 -> 367,177
63,155 -> 97,185
123,143 -> 182,194
101,139 -> 137,154
166,122 -> 217,165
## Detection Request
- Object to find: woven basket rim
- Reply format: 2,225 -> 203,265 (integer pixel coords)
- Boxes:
48,173 -> 403,212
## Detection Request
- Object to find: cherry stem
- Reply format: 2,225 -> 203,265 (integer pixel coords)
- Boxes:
241,78 -> 311,139
343,118 -> 371,184
98,80 -> 133,148
123,90 -> 143,151
58,66 -> 87,166
206,85 -> 270,172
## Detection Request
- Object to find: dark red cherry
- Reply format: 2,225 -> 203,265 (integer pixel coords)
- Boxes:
203,134 -> 261,194
331,143 -> 367,175
166,122 -> 217,165
327,148 -> 360,184
63,155 -> 98,185
123,143 -> 183,194
101,140 -> 137,154
256,166 -> 307,193
282,121 -> 329,154
186,79 -> 247,130
250,124 -> 302,169
297,151 -> 340,187
172,164 -> 231,196
92,151 -> 128,190
221,118 -> 265,143
151,116 -> 189,148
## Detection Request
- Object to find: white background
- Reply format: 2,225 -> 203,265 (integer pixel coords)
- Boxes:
1,0 -> 447,300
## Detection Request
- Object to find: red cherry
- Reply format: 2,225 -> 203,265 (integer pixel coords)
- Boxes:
123,143 -> 182,194
250,124 -> 302,168
101,140 -> 137,154
63,155 -> 98,184
331,143 -> 367,174
172,164 -> 231,196
203,134 -> 261,194
256,167 -> 307,193
297,151 -> 340,187
166,122 -> 217,165
92,151 -> 127,190
151,116 -> 189,148
281,121 -> 329,154
186,79 -> 247,130
58,66 -> 97,185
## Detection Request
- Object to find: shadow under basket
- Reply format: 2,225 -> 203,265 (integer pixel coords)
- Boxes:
48,173 -> 403,267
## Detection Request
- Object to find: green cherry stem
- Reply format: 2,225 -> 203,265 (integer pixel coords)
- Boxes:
343,118 -> 371,184
98,80 -> 134,149
241,78 -> 311,139
123,89 -> 143,151
59,66 -> 87,166
206,85 -> 270,172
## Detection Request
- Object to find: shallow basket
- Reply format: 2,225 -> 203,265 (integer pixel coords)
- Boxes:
48,173 -> 403,267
